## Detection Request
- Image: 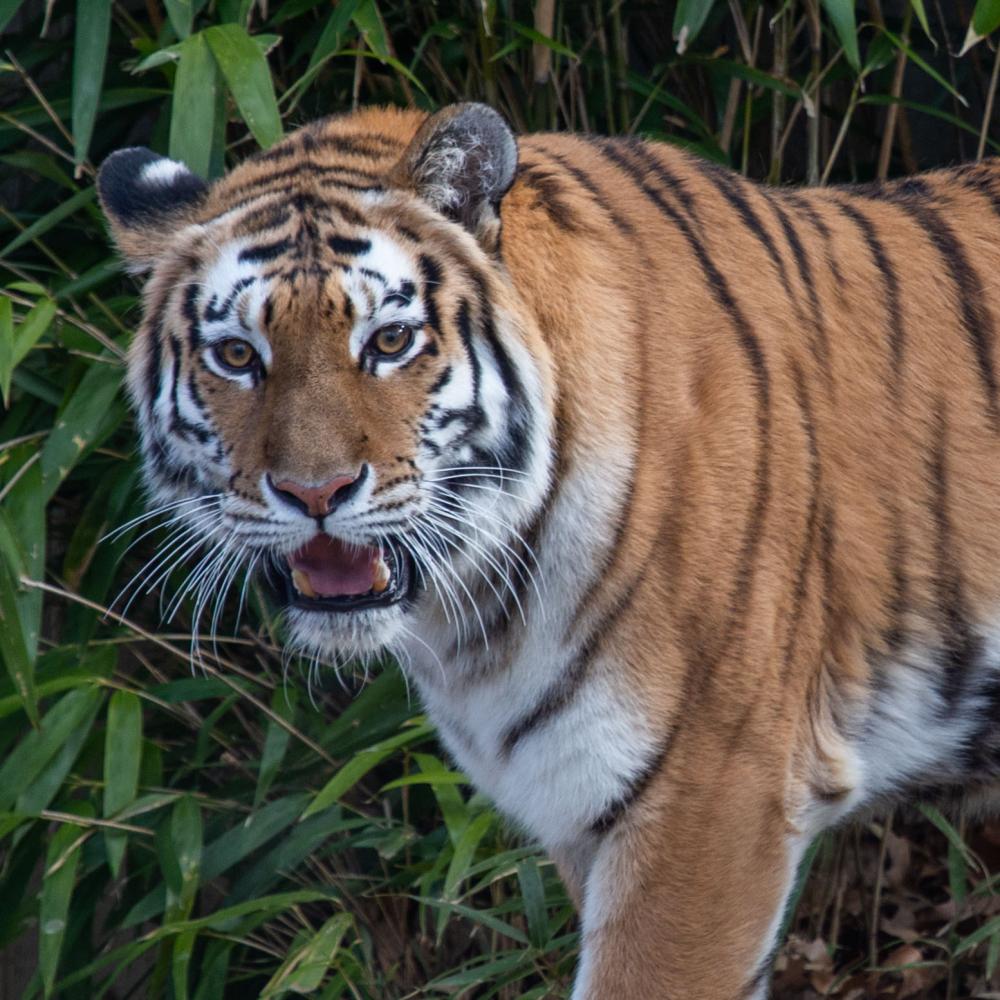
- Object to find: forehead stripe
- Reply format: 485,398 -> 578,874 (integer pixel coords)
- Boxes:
328,235 -> 372,256
238,239 -> 292,264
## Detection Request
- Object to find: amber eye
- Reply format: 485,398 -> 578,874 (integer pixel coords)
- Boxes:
213,338 -> 258,372
369,323 -> 414,358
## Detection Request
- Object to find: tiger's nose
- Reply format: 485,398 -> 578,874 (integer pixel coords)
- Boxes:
267,468 -> 366,518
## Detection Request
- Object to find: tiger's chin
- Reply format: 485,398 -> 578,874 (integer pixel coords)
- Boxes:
270,543 -> 419,660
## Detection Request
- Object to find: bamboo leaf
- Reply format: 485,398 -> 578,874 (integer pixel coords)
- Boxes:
0,540 -> 37,726
961,0 -> 1000,54
169,32 -> 223,178
0,0 -> 28,34
879,26 -> 968,105
259,913 -> 354,997
103,690 -> 143,877
0,688 -> 104,810
909,0 -> 934,42
204,23 -> 283,150
71,0 -> 112,166
254,688 -> 296,808
164,0 -> 195,39
444,811 -> 494,900
39,359 -> 124,503
301,722 -> 433,818
40,808 -> 93,997
0,186 -> 96,257
0,294 -> 12,408
517,858 -> 549,949
820,0 -> 860,72
673,0 -> 718,54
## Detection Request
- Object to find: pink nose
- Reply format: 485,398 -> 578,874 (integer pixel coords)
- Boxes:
269,472 -> 360,517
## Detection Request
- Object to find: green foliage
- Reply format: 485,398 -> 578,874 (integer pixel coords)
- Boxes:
1,1 -> 999,997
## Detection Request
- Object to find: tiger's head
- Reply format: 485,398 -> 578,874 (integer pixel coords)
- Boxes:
99,104 -> 554,662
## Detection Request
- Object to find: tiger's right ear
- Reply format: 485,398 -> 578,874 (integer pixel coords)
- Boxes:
97,148 -> 208,270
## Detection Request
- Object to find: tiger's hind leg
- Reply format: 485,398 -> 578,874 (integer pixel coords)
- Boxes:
571,727 -> 810,1000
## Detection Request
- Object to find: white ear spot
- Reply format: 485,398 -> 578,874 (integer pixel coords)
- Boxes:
140,158 -> 192,186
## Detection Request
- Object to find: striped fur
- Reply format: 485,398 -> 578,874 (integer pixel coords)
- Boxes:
100,105 -> 1000,999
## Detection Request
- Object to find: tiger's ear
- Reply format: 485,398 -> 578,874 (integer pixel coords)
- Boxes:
97,148 -> 208,270
392,103 -> 517,250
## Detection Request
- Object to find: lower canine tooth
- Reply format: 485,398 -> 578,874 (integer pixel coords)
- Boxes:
372,557 -> 391,593
291,569 -> 317,599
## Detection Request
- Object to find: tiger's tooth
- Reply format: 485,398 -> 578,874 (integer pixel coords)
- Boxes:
372,555 -> 391,593
291,569 -> 317,599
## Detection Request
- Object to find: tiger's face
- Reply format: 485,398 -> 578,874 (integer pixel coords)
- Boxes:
99,105 -> 553,660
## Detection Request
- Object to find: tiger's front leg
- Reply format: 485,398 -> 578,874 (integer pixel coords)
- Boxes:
572,725 -> 807,1000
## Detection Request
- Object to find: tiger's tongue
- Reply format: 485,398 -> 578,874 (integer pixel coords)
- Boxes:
288,535 -> 377,597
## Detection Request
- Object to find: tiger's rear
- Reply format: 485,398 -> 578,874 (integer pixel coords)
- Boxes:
98,105 -> 1000,999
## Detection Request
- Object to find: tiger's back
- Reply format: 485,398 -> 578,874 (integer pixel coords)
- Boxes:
98,105 -> 1000,999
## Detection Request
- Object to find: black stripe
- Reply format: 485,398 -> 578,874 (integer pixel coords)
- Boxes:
418,254 -> 442,333
203,276 -> 255,324
516,163 -> 582,232
166,333 -> 212,445
455,297 -> 481,410
884,197 -> 1000,428
885,502 -> 908,653
594,139 -> 772,681
927,401 -> 981,708
238,239 -> 291,264
781,364 -> 821,678
956,164 -> 1000,222
500,565 -> 645,758
589,739 -> 671,836
327,235 -> 372,257
763,191 -> 831,380
543,149 -> 635,235
697,162 -> 799,305
834,199 -> 905,399
783,192 -> 844,288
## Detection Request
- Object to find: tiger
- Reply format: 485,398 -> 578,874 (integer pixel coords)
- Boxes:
97,102 -> 1000,998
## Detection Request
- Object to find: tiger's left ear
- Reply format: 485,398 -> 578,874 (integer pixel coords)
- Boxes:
97,148 -> 209,271
391,103 -> 517,252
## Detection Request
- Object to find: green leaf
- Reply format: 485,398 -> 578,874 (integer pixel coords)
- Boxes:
163,796 -> 203,922
961,0 -> 1000,54
0,295 -> 12,408
517,858 -> 549,949
39,358 -> 124,503
974,0 -> 1000,33
444,811 -> 494,900
254,688 -> 295,808
510,23 -> 578,60
673,0 -> 718,54
301,722 -> 433,818
164,0 -> 196,39
0,542 -> 37,726
411,896 -> 529,946
820,0 -> 860,71
350,0 -> 388,59
172,929 -> 196,1000
170,32 -> 223,179
0,186 -> 96,257
204,24 -> 283,149
103,691 -> 143,877
879,26 -> 968,106
909,0 -> 934,42
0,688 -> 104,810
260,913 -> 354,997
71,0 -> 112,166
0,0 -> 27,34
39,807 -> 93,997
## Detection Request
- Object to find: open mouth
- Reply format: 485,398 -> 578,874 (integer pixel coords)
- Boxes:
275,534 -> 415,613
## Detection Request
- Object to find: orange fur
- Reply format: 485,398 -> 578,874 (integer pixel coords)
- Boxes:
101,106 -> 1000,998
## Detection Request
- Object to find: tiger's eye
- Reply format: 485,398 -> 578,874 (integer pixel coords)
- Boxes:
371,323 -> 414,357
214,339 -> 258,371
